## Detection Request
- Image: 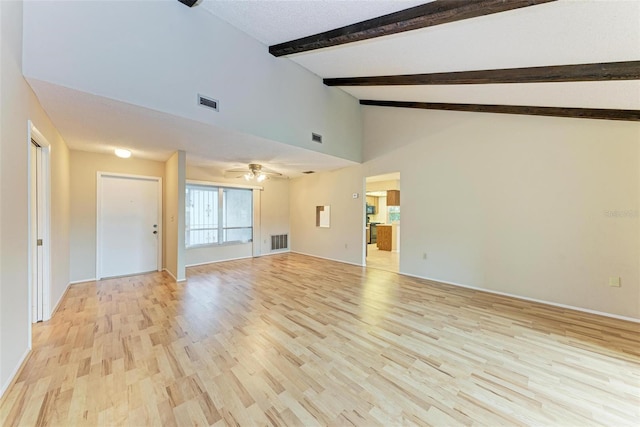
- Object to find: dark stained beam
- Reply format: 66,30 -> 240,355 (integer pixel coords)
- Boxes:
325,61 -> 640,86
177,0 -> 199,7
359,100 -> 640,122
269,0 -> 557,57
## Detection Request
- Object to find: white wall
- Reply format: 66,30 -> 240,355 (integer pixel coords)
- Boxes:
290,167 -> 365,266
165,151 -> 186,281
69,151 -> 166,282
290,108 -> 640,319
185,166 -> 290,266
1,0 -> 70,395
22,0 -> 362,163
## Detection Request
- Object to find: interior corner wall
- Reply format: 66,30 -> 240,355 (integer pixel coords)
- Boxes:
68,151 -> 166,283
164,151 -> 186,281
1,0 -> 71,395
362,106 -> 640,319
289,166 -> 365,266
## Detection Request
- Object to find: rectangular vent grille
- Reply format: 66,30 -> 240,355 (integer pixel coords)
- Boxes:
198,94 -> 219,111
312,133 -> 322,143
271,234 -> 288,251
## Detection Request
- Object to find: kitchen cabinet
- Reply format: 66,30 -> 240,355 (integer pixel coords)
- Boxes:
366,196 -> 379,212
387,190 -> 400,206
377,225 -> 392,251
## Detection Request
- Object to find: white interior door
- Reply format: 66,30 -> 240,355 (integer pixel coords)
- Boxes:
98,174 -> 161,279
30,142 -> 44,322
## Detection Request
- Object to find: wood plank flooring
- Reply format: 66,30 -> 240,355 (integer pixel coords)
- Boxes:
366,244 -> 399,273
1,253 -> 639,426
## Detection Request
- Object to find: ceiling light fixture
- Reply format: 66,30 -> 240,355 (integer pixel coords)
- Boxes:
243,163 -> 267,182
114,148 -> 132,158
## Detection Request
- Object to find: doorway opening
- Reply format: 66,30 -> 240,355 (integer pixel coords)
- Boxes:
28,122 -> 52,324
364,172 -> 400,273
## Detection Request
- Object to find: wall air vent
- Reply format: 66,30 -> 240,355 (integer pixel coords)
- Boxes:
312,133 -> 322,143
198,94 -> 219,111
271,234 -> 288,251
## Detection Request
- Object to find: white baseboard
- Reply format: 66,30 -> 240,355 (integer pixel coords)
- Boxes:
49,282 -> 72,318
255,250 -> 291,258
291,251 -> 365,267
68,278 -> 96,285
162,268 -> 186,282
0,347 -> 31,400
186,255 -> 253,268
400,271 -> 640,324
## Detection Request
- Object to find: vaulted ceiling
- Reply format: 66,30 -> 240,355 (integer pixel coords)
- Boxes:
203,0 -> 640,118
23,0 -> 640,178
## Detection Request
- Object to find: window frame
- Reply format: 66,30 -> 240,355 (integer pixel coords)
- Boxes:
185,182 -> 255,249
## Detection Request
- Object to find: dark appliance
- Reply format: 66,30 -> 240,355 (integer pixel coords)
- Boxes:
369,222 -> 380,244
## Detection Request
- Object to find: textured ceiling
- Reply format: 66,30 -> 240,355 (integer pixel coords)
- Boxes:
203,0 -> 640,110
200,0 -> 429,45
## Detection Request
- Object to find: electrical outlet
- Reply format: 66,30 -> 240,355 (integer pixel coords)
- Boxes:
423,252 -> 427,260
609,277 -> 621,287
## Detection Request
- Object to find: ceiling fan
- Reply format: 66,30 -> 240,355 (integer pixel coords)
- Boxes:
224,163 -> 284,182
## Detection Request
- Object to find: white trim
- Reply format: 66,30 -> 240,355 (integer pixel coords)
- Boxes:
0,348 -> 31,399
27,122 -> 52,327
49,282 -> 72,317
255,249 -> 291,257
186,255 -> 253,268
162,268 -> 186,282
187,179 -> 263,190
96,172 -> 163,280
69,278 -> 97,285
399,271 -> 640,324
291,251 -> 365,267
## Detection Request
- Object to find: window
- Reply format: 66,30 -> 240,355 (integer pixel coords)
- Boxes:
388,206 -> 400,222
186,184 -> 253,247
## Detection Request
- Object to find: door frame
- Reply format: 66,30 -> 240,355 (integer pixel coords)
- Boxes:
27,121 -> 52,324
96,172 -> 163,280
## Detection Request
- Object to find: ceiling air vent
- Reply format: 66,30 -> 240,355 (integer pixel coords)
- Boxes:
302,171 -> 315,174
198,94 -> 219,112
312,133 -> 322,143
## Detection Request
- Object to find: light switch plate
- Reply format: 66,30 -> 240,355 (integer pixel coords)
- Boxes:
609,277 -> 621,287
352,193 -> 359,199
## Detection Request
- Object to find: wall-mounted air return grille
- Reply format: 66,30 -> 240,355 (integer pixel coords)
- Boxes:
198,94 -> 219,111
271,234 -> 288,251
312,133 -> 322,143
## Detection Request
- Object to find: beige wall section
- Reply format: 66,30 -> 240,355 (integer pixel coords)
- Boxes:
69,151 -> 165,282
290,108 -> 640,319
1,0 -> 70,395
164,151 -> 186,281
290,167 -> 365,266
186,166 -> 290,264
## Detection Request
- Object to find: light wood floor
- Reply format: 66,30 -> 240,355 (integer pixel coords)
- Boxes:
366,244 -> 399,273
1,253 -> 639,426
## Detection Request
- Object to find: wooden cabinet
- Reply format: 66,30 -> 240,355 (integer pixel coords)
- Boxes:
366,196 -> 379,212
387,190 -> 400,206
377,225 -> 392,251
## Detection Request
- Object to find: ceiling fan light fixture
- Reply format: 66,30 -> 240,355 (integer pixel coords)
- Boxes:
257,173 -> 267,182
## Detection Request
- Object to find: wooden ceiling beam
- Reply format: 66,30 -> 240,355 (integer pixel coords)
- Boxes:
177,0 -> 199,7
360,100 -> 640,122
325,61 -> 640,86
269,0 -> 557,57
